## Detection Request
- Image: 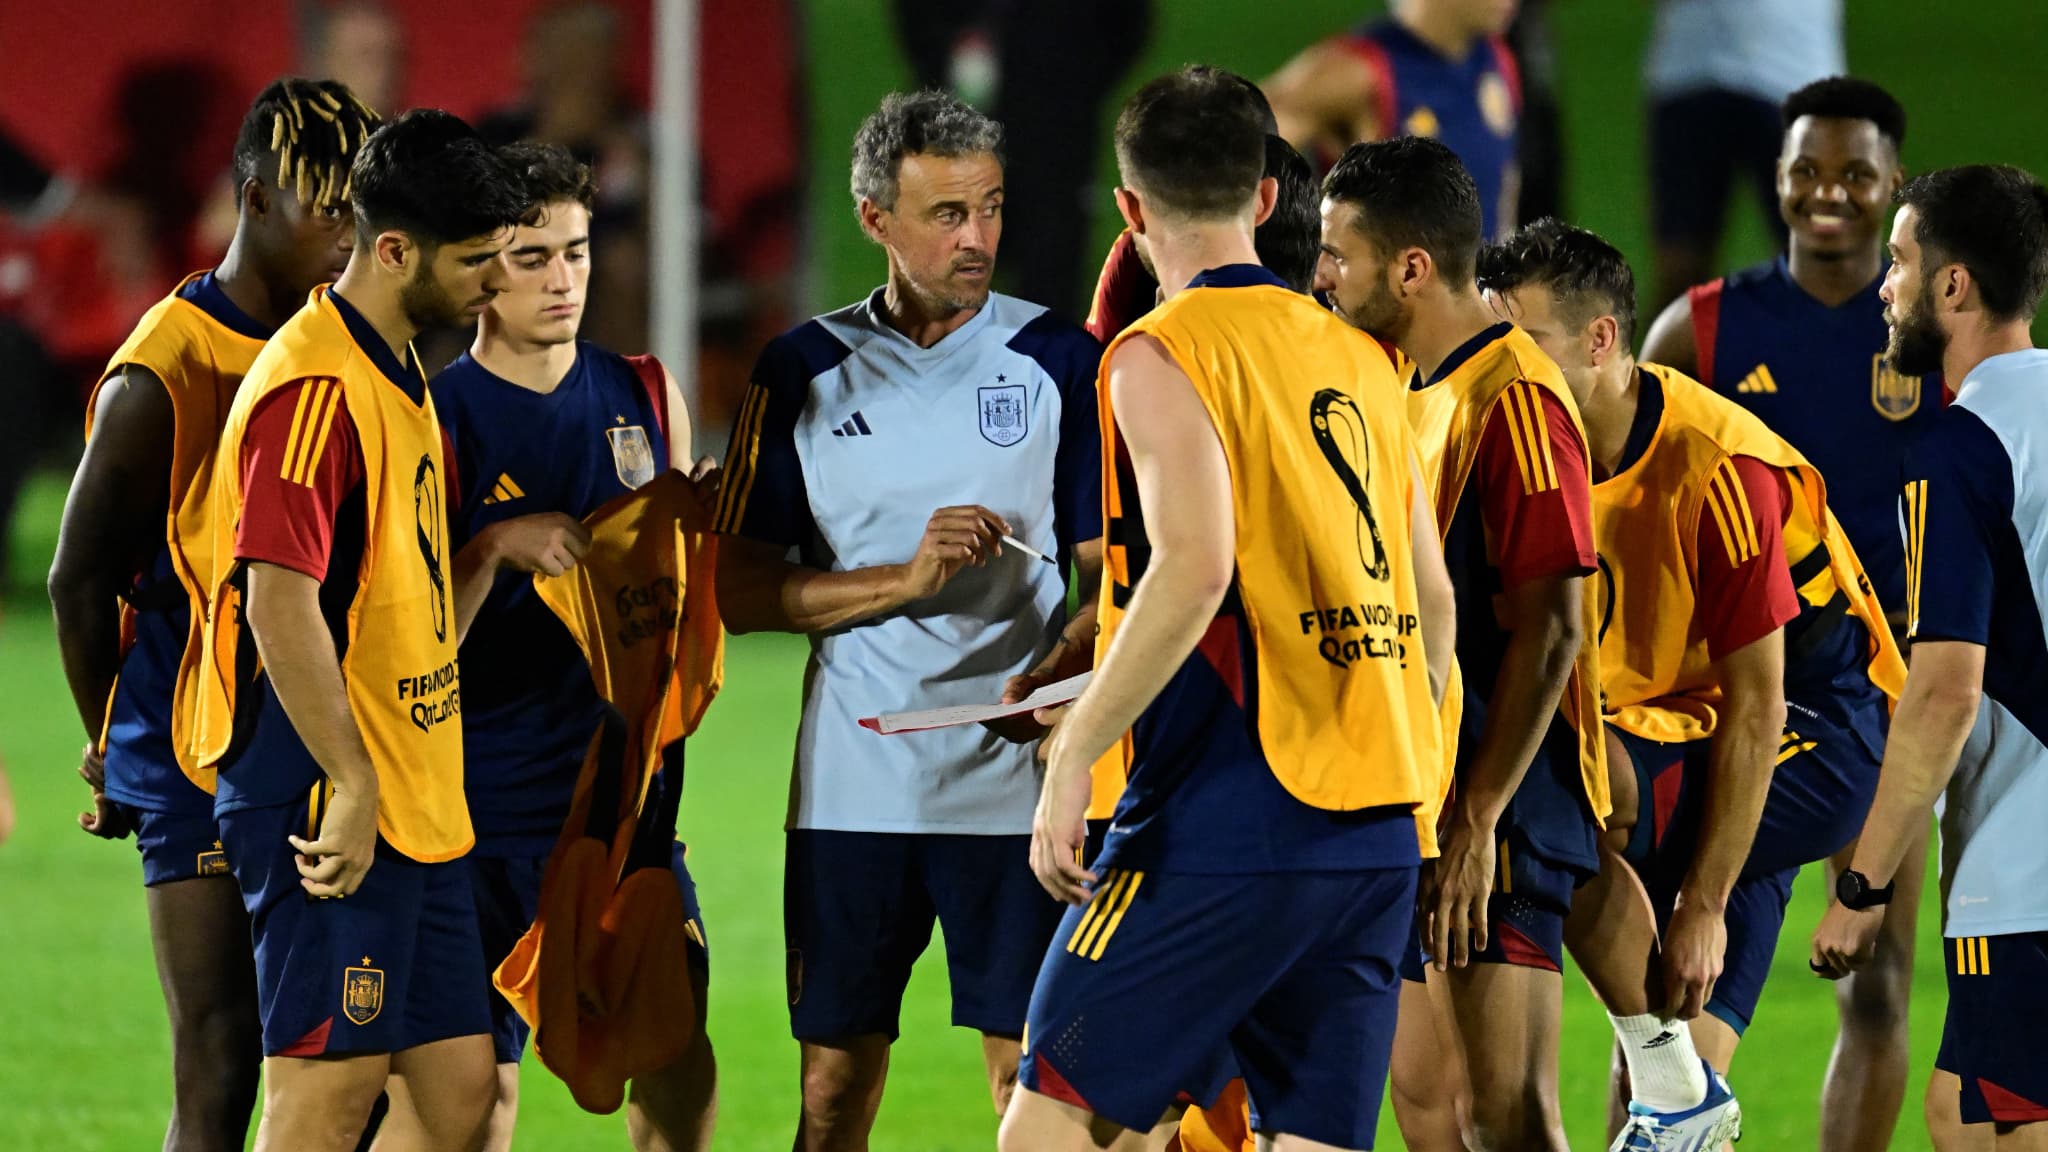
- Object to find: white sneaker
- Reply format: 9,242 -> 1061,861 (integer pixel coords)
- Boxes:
1609,1060 -> 1742,1151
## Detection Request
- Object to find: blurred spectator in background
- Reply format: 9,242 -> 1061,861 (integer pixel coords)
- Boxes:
892,0 -> 1152,316
1506,0 -> 1564,224
481,1 -> 650,352
1644,0 -> 1843,312
0,62 -> 233,582
1264,0 -> 1523,240
303,0 -> 408,116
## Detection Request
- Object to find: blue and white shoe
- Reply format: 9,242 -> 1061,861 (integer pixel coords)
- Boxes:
1608,1061 -> 1742,1151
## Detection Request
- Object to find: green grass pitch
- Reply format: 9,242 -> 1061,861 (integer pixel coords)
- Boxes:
4,0 -> 2046,1146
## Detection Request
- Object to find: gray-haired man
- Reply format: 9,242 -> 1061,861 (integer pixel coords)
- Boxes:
713,90 -> 1106,1148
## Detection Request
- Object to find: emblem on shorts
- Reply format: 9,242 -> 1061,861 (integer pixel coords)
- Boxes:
980,382 -> 1028,447
1479,73 -> 1516,138
343,959 -> 384,1025
1871,354 -> 1922,421
196,842 -> 229,877
608,425 -> 658,489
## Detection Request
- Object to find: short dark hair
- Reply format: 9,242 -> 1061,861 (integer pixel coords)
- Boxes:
1322,136 -> 1483,285
350,109 -> 529,248
1781,77 -> 1907,150
1477,217 -> 1639,347
850,90 -> 1003,210
233,78 -> 383,206
498,140 -> 596,211
1256,134 -> 1319,293
1114,66 -> 1269,219
1896,165 -> 2048,323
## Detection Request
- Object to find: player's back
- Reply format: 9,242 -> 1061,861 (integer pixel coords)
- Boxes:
1094,265 -> 1435,874
431,343 -> 670,855
93,270 -> 270,806
1341,18 -> 1520,239
1690,257 -> 1937,612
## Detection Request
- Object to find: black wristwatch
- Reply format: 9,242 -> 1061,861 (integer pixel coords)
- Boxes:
1836,869 -> 1895,910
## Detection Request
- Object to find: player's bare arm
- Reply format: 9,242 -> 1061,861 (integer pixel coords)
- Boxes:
1812,640 -> 1984,978
1666,628 -> 1787,1019
716,504 -> 1008,636
1638,293 -> 1700,378
1031,334 -> 1233,905
243,561 -> 381,898
1430,569 -> 1583,970
1263,40 -> 1377,162
450,511 -> 594,642
1407,454 -> 1455,708
48,364 -> 175,839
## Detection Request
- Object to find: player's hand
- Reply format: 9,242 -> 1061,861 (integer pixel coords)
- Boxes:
687,455 -> 719,483
897,506 -> 1009,601
1029,705 -> 1098,905
288,780 -> 379,898
487,512 -> 593,578
1430,816 -> 1497,971
75,745 -> 133,840
985,671 -> 1054,743
1661,897 -> 1728,1020
1809,900 -> 1885,980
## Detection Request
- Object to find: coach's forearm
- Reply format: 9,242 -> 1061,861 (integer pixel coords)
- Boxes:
1032,540 -> 1105,680
715,542 -> 912,635
1684,684 -> 1785,911
1848,656 -> 1980,887
1051,550 -> 1229,771
244,563 -> 379,794
1453,576 -> 1581,831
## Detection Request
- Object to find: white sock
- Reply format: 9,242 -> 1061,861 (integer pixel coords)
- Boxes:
1610,1012 -> 1710,1112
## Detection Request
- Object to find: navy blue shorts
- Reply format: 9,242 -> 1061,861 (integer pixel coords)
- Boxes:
219,798 -> 491,1057
1399,842 -> 1575,983
1943,933 -> 2048,1125
785,830 -> 1062,1041
1611,713 -> 1877,1034
472,841 -> 709,1064
115,802 -> 232,887
1020,866 -> 1416,1146
1648,88 -> 1784,248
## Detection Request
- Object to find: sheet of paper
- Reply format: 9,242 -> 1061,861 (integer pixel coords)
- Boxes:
858,672 -> 1092,735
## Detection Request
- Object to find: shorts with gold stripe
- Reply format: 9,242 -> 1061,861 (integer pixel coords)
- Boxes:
1942,932 -> 2048,1125
1609,703 -> 1882,1034
1018,864 -> 1416,1148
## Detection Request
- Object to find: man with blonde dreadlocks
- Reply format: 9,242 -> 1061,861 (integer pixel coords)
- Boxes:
48,77 -> 381,1152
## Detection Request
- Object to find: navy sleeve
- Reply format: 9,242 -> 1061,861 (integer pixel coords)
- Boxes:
1009,312 -> 1105,552
1903,408 -> 2011,647
714,323 -> 845,550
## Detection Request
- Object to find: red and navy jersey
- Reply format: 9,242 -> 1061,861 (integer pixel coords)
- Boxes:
1340,18 -> 1521,240
430,343 -> 669,855
1689,257 -> 1941,613
101,272 -> 272,815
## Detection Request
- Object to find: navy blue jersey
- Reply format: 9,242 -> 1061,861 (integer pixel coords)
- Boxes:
430,343 -> 669,855
1340,18 -> 1521,240
102,271 -> 270,815
1690,258 -> 1941,613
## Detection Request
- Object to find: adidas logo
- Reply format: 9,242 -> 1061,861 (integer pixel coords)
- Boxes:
1643,1029 -> 1680,1049
483,473 -> 525,504
830,411 -> 875,438
1736,364 -> 1779,394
